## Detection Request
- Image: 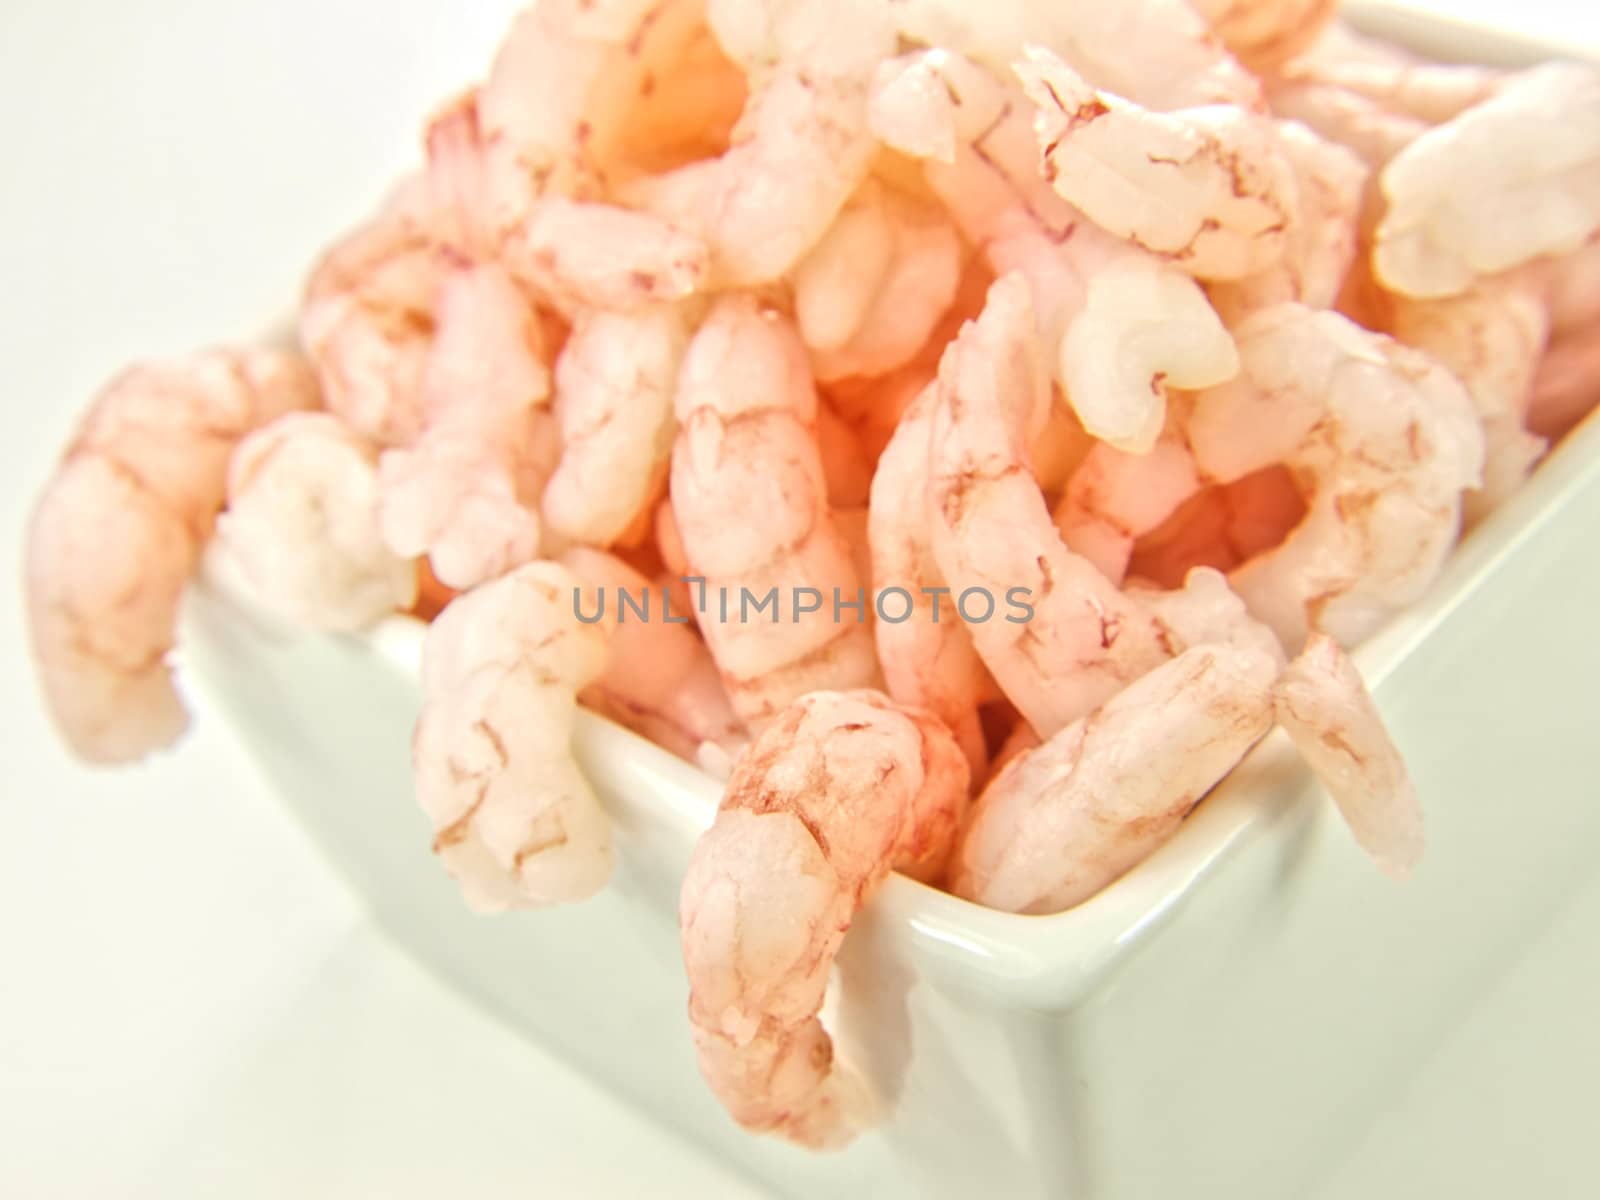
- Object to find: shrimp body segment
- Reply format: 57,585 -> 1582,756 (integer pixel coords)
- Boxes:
680,690 -> 969,1147
27,349 -> 317,763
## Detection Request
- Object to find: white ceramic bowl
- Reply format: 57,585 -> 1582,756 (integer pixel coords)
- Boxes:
184,11 -> 1600,1199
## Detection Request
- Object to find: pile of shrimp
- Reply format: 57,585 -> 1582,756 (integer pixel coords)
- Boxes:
24,0 -> 1600,1151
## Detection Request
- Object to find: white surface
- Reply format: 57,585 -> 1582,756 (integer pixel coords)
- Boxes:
0,3 -> 1595,1198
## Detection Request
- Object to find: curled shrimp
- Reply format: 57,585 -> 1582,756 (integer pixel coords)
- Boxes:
1265,78 -> 1428,171
477,0 -> 705,225
869,383 -> 991,773
893,52 -> 1238,453
542,304 -> 690,548
26,349 -> 317,762
211,413 -> 417,631
414,561 -> 612,911
1208,119 -> 1369,324
1018,46 -> 1298,283
926,274 -> 1174,738
562,547 -> 743,763
504,198 -> 710,316
1054,437 -> 1205,586
1279,23 -> 1504,127
887,0 -> 1260,111
670,297 -> 881,728
621,1 -> 894,286
378,262 -> 554,590
300,178 -> 442,447
1274,633 -> 1422,878
1187,0 -> 1338,71
1187,303 -> 1485,651
679,690 -> 969,1148
1386,278 -> 1551,522
952,641 -> 1280,913
799,182 -> 964,383
1373,62 -> 1600,298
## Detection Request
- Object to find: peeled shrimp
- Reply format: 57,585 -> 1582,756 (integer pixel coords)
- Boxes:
801,184 -> 964,383
1374,62 -> 1600,298
892,56 -> 1239,454
378,262 -> 553,590
1387,278 -> 1551,521
1265,78 -> 1428,171
1054,438 -> 1205,586
622,1 -> 894,286
1187,303 -> 1485,650
1019,46 -> 1298,282
301,178 -> 441,447
212,413 -> 417,630
952,641 -> 1279,913
1275,633 -> 1422,878
414,562 -> 612,911
1188,0 -> 1338,71
1281,22 -> 1504,127
927,274 -> 1174,737
679,690 -> 968,1147
869,383 -> 991,773
1058,251 -> 1242,452
477,0 -> 704,226
542,304 -> 689,548
887,0 -> 1261,111
670,298 -> 881,728
1208,120 -> 1368,323
503,198 -> 710,317
26,349 -> 317,762
562,547 -> 743,763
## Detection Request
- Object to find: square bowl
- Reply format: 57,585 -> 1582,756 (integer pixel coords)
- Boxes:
182,9 -> 1600,1199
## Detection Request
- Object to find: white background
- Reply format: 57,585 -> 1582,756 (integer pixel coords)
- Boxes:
1,3 -> 1596,1198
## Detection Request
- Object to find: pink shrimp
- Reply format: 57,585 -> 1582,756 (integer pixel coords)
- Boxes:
562,547 -> 743,764
1018,46 -> 1298,283
1053,438 -> 1205,586
890,52 -> 1239,453
679,690 -> 968,1147
887,0 -> 1261,111
300,178 -> 442,447
1208,119 -> 1369,324
1373,62 -> 1600,299
952,641 -> 1280,913
542,304 -> 690,548
868,383 -> 991,773
801,183 -> 964,384
1278,22 -> 1504,127
669,297 -> 881,728
926,274 -> 1173,738
1275,633 -> 1422,878
1188,0 -> 1339,71
621,1 -> 895,287
26,349 -> 317,762
211,412 -> 417,631
476,0 -> 706,226
377,262 -> 554,590
414,562 -> 613,911
1187,303 -> 1485,651
1386,278 -> 1551,522
503,198 -> 710,317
